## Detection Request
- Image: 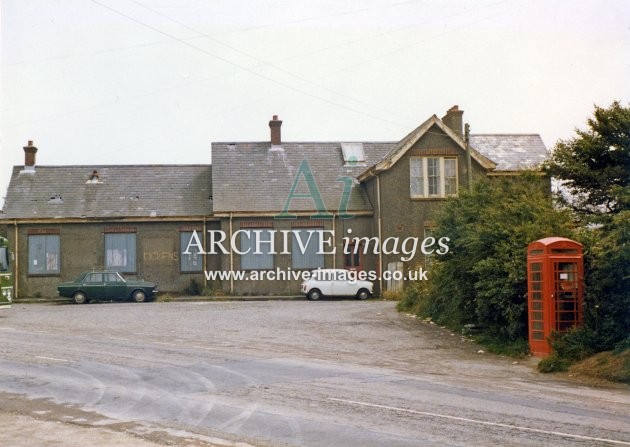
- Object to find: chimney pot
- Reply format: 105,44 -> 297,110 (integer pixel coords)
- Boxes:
269,115 -> 282,146
442,105 -> 464,138
23,140 -> 38,168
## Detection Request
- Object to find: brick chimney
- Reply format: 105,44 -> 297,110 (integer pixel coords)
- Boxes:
269,115 -> 282,146
23,140 -> 38,171
442,105 -> 464,138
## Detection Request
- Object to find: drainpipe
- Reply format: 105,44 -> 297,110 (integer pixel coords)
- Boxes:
377,176 -> 383,296
13,221 -> 18,299
332,212 -> 336,269
203,217 -> 207,288
465,123 -> 472,192
229,212 -> 234,295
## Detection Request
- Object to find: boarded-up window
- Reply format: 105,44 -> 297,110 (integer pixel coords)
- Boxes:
28,235 -> 60,275
105,233 -> 136,273
386,261 -> 403,292
180,232 -> 203,272
292,229 -> 324,269
241,229 -> 274,270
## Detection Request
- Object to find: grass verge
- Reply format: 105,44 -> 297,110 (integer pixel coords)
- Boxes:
568,349 -> 630,384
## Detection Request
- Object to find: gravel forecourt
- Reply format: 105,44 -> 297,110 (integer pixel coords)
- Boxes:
0,300 -> 628,446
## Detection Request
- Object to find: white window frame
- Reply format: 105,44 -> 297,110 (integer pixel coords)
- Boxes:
410,156 -> 458,198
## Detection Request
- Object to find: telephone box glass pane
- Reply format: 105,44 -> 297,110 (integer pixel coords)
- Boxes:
531,301 -> 542,310
530,262 -> 542,271
558,301 -> 575,311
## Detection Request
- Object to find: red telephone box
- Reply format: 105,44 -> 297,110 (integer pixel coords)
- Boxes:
527,237 -> 584,356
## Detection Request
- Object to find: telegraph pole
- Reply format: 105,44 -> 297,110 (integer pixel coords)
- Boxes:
465,123 -> 472,192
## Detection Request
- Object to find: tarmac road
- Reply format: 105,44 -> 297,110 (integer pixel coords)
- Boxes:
0,300 -> 628,446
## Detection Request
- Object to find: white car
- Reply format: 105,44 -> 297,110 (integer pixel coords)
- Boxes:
301,269 -> 373,301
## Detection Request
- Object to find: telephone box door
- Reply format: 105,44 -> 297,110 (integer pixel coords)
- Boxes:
527,260 -> 547,355
553,261 -> 581,331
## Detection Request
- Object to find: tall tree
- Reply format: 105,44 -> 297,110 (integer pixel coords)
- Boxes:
545,101 -> 630,218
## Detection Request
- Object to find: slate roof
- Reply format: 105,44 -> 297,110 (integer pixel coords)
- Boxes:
211,142 -> 395,213
358,116 -> 496,181
0,165 -> 212,220
470,134 -> 548,171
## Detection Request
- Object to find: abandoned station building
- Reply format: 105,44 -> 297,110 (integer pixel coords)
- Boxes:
0,106 -> 548,298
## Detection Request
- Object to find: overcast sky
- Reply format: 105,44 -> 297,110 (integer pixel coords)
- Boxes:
1,0 -> 628,207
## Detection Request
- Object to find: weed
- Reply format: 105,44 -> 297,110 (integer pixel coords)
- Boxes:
183,279 -> 201,296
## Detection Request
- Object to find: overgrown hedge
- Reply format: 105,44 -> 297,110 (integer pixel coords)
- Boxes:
399,173 -> 575,346
398,175 -> 629,369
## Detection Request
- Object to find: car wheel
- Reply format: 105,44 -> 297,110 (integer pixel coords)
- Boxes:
73,291 -> 87,304
132,290 -> 147,303
307,289 -> 321,301
356,288 -> 370,300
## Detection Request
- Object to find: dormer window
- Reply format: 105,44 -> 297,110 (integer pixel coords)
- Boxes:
341,143 -> 365,165
86,170 -> 102,184
48,194 -> 63,204
410,156 -> 458,198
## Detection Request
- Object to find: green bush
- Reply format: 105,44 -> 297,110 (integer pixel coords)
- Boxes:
538,354 -> 572,373
613,337 -> 630,355
539,212 -> 630,372
549,326 -> 598,362
397,279 -> 432,316
415,173 -> 574,342
582,210 -> 630,351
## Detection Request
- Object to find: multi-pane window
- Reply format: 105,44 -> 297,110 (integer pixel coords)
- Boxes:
28,235 -> 60,275
444,158 -> 457,195
105,233 -> 136,273
410,157 -> 458,198
240,229 -> 274,270
427,158 -> 440,196
292,229 -> 324,269
180,231 -> 203,272
410,158 -> 424,196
